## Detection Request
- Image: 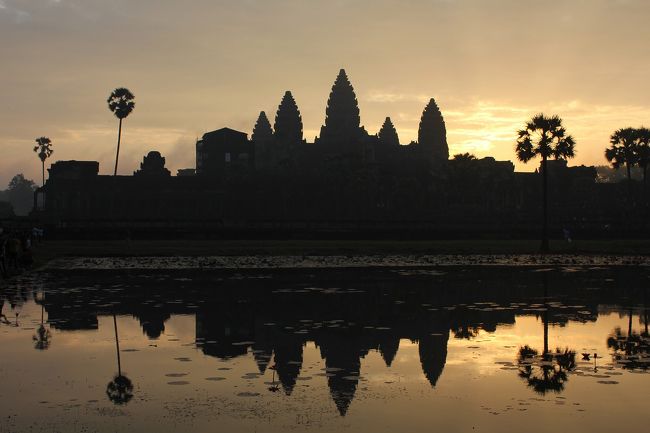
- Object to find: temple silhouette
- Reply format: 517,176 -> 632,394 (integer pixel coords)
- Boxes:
33,69 -> 648,236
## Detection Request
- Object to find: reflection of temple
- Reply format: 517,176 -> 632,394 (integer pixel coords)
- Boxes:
32,267 -> 649,416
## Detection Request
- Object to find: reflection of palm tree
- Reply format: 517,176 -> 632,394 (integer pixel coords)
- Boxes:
517,345 -> 576,395
517,274 -> 576,394
453,325 -> 480,340
106,314 -> 133,405
606,309 -> 650,370
33,304 -> 51,350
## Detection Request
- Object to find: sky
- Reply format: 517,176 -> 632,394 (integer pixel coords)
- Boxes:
2,0 -> 650,186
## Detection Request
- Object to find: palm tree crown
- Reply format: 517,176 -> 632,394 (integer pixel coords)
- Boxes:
33,137 -> 53,162
516,114 -> 575,163
605,127 -> 638,165
33,136 -> 53,186
107,88 -> 135,119
107,87 -> 135,176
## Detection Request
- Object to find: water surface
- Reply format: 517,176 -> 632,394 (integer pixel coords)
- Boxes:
1,263 -> 649,432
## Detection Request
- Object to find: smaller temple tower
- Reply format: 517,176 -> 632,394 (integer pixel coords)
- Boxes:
273,91 -> 304,165
378,117 -> 400,147
252,111 -> 274,169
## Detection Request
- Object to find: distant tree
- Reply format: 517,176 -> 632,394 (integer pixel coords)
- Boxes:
33,137 -> 53,187
636,127 -> 650,186
107,88 -> 135,176
452,153 -> 477,161
605,127 -> 639,183
5,174 -> 37,216
378,117 -> 400,147
516,114 -> 576,252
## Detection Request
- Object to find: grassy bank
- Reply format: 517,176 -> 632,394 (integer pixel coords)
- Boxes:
31,239 -> 650,265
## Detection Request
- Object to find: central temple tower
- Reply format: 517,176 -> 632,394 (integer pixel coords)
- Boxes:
317,69 -> 366,151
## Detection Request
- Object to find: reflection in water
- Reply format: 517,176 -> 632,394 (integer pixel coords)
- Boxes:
607,309 -> 650,371
106,313 -> 134,405
517,346 -> 576,395
33,304 -> 51,350
1,265 -> 650,431
516,273 -> 576,394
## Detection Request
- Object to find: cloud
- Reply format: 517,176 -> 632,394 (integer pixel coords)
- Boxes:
364,92 -> 430,104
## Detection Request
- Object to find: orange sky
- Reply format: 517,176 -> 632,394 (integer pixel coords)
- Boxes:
2,0 -> 649,186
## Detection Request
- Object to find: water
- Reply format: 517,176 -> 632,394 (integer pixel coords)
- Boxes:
1,262 -> 649,432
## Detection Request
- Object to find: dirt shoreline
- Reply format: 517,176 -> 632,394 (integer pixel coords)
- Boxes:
42,254 -> 650,270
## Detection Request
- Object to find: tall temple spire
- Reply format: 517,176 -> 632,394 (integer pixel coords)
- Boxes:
252,111 -> 273,144
274,91 -> 303,147
378,117 -> 400,147
418,98 -> 449,162
318,69 -> 363,146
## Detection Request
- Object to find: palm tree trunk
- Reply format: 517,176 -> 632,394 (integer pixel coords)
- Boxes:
113,314 -> 122,376
113,118 -> 123,176
627,162 -> 632,198
541,155 -> 549,252
41,160 -> 45,187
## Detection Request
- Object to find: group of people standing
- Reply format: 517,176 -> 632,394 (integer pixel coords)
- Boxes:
0,227 -> 43,278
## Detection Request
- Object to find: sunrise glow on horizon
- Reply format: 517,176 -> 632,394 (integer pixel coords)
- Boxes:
2,0 -> 649,185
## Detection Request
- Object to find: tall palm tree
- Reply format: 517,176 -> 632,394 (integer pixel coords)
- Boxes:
516,114 -> 576,252
107,88 -> 135,176
605,127 -> 639,183
33,137 -> 53,187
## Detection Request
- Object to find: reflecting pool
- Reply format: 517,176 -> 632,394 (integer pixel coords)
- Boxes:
1,262 -> 649,432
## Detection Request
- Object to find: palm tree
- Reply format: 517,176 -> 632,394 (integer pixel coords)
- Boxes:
605,127 -> 639,183
33,137 -> 53,187
635,127 -> 650,188
516,114 -> 576,252
107,88 -> 135,176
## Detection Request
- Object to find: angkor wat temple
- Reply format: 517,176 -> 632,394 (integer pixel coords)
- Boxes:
35,69 -> 649,237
